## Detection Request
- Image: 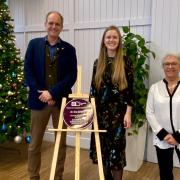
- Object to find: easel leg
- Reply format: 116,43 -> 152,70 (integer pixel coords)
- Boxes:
49,98 -> 67,180
91,98 -> 105,180
75,132 -> 81,180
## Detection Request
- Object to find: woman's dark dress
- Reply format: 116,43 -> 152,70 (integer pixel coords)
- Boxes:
89,57 -> 134,170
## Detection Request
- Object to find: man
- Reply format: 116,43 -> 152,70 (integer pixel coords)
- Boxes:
24,11 -> 77,180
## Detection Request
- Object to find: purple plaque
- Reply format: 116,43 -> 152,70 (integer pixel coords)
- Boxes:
63,99 -> 94,129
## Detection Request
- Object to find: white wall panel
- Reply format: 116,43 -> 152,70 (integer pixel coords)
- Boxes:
131,0 -> 138,17
124,0 -> 131,18
144,0 -> 152,17
138,0 -> 145,16
168,1 -> 179,52
112,0 -> 119,19
118,0 -> 125,18
14,33 -> 25,56
9,0 -> 25,25
84,0 -> 90,22
89,0 -> 95,21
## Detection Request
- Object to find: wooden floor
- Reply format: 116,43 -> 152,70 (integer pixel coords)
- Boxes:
0,141 -> 180,180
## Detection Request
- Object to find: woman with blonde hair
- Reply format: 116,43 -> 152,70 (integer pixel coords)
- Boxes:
89,25 -> 134,180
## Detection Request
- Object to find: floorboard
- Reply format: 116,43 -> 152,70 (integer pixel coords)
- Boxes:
0,141 -> 180,180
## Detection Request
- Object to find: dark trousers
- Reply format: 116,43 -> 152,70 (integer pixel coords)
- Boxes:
155,146 -> 174,180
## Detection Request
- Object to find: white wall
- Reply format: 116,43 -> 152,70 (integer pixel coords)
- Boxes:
147,0 -> 180,167
9,0 -> 152,150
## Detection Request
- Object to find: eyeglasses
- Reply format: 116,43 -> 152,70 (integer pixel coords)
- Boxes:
163,62 -> 179,68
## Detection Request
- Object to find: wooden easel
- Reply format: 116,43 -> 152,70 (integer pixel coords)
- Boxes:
49,65 -> 106,180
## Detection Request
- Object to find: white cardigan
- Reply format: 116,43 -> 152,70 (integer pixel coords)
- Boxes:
146,80 -> 180,149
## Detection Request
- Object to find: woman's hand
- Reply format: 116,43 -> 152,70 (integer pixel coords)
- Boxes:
124,105 -> 132,129
124,113 -> 132,129
164,134 -> 178,145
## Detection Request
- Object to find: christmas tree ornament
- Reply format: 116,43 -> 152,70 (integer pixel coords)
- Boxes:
12,72 -> 17,77
10,60 -> 15,64
0,84 -> 2,89
8,125 -> 12,129
12,84 -> 17,90
7,90 -> 13,96
18,101 -> 22,105
1,123 -> 7,132
25,135 -> 31,144
7,125 -> 13,134
14,135 -> 22,143
26,86 -> 30,91
16,112 -> 19,118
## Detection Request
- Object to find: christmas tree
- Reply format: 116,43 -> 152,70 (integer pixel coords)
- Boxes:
0,0 -> 30,143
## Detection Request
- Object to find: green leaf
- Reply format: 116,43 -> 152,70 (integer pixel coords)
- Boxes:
151,51 -> 156,59
138,39 -> 145,47
122,26 -> 130,33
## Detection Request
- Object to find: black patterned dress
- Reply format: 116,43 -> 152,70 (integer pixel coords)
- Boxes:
89,56 -> 134,170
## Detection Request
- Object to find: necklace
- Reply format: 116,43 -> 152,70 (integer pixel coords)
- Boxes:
168,84 -> 177,89
167,83 -> 178,94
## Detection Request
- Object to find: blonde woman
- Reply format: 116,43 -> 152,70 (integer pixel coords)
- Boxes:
89,25 -> 134,180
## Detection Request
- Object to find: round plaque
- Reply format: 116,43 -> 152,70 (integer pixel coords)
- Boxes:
63,99 -> 94,129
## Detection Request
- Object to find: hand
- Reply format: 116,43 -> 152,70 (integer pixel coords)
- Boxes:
164,134 -> 178,145
38,90 -> 52,103
47,99 -> 56,106
124,113 -> 132,129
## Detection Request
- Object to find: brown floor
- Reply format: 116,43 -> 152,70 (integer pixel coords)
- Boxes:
0,141 -> 180,180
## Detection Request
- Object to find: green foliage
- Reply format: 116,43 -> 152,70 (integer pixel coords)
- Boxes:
0,0 -> 30,143
122,26 -> 155,135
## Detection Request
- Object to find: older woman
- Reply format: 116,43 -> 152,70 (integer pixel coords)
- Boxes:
146,54 -> 180,180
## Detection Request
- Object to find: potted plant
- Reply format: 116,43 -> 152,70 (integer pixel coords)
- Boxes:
122,26 -> 155,171
122,26 -> 155,134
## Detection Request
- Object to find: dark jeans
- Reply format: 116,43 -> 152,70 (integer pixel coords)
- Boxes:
155,146 -> 174,180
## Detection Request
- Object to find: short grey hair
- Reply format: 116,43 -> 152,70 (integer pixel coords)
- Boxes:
162,53 -> 180,66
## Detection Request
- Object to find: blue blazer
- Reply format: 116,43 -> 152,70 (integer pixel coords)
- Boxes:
24,37 -> 77,110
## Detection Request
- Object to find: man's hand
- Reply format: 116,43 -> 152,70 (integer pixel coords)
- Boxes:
38,90 -> 52,103
47,99 -> 56,106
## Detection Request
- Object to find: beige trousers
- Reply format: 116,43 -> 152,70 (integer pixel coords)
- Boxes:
28,106 -> 66,180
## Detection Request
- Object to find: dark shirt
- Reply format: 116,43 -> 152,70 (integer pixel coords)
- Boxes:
45,36 -> 61,60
